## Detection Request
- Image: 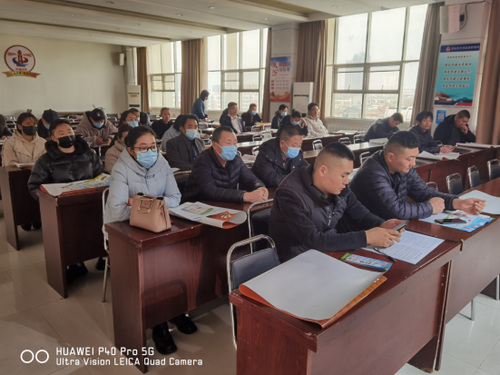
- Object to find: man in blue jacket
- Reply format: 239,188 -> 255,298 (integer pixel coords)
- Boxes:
350,131 -> 485,220
269,143 -> 402,262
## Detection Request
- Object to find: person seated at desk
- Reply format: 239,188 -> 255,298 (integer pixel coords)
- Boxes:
271,104 -> 288,129
183,126 -> 268,203
151,107 -> 174,139
434,109 -> 476,145
2,112 -> 46,167
409,111 -> 454,154
104,126 -> 195,355
75,108 -> 117,147
304,102 -> 329,137
166,114 -> 204,170
349,131 -> 485,220
161,115 -> 184,151
269,143 -> 402,262
241,103 -> 262,128
279,109 -> 308,137
139,111 -> 151,127
220,102 -> 245,134
0,114 -> 13,140
37,109 -> 58,140
105,123 -> 133,172
118,109 -> 140,128
28,119 -> 105,281
252,125 -> 309,187
192,89 -> 210,121
364,112 -> 403,141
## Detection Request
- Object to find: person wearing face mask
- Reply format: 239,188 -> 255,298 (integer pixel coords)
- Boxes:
183,126 -> 268,203
105,123 -> 133,172
241,104 -> 262,128
2,112 -> 46,166
304,102 -> 329,137
75,108 -> 117,147
165,114 -> 204,170
37,109 -> 59,140
271,104 -> 288,129
278,109 -> 308,137
409,111 -> 454,154
104,126 -> 192,356
0,114 -> 13,140
252,125 -> 309,187
219,102 -> 245,133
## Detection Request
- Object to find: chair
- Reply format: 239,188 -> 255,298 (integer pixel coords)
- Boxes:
339,137 -> 351,145
262,131 -> 272,139
467,165 -> 481,188
227,234 -> 279,348
488,159 -> 500,180
251,125 -> 261,132
203,138 -> 212,147
252,134 -> 264,142
247,199 -> 273,251
252,146 -> 260,156
446,173 -> 463,195
353,134 -> 365,144
426,181 -> 439,191
101,188 -> 111,302
312,139 -> 323,151
359,151 -> 370,165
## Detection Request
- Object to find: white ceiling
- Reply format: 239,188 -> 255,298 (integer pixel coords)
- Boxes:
0,0 -> 436,47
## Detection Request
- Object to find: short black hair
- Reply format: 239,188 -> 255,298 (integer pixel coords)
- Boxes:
119,109 -> 136,126
160,107 -> 170,113
49,119 -> 72,135
179,114 -> 199,128
17,112 -> 37,126
212,126 -> 235,144
125,126 -> 156,148
278,104 -> 288,111
384,131 -> 419,154
279,125 -> 302,141
307,102 -> 319,111
391,112 -> 404,123
456,110 -> 470,119
200,90 -> 209,100
172,114 -> 186,131
117,123 -> 133,138
227,102 -> 238,109
291,109 -> 301,118
416,111 -> 433,123
320,142 -> 354,161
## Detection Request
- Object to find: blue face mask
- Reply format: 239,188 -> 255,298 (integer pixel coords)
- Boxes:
251,110 -> 257,116
291,121 -> 299,126
216,143 -> 238,161
136,149 -> 158,169
281,111 -> 287,117
43,123 -> 50,130
185,129 -> 198,141
128,121 -> 139,127
92,122 -> 104,129
283,141 -> 300,159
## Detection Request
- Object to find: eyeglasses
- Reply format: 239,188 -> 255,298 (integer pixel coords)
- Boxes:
133,146 -> 157,154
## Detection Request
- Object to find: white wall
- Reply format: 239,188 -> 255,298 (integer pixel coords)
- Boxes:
0,34 -> 127,119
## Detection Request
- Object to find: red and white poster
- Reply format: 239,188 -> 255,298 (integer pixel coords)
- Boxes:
270,56 -> 291,102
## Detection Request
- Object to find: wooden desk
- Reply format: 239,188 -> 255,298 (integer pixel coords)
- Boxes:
106,201 -> 252,373
37,189 -> 107,298
0,166 -> 41,250
230,240 -> 460,375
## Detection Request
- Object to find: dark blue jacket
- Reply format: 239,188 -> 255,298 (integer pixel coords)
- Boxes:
364,117 -> 398,141
220,115 -> 245,133
192,98 -> 207,120
269,165 -> 384,262
251,137 -> 308,188
434,114 -> 476,145
409,124 -> 441,154
241,112 -> 262,127
350,150 -> 457,220
183,147 -> 265,203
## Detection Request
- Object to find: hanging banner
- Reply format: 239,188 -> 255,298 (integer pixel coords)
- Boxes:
434,43 -> 480,106
269,56 -> 291,102
3,45 -> 40,78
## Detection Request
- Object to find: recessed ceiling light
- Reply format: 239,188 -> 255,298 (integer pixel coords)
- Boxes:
264,17 -> 269,20
176,13 -> 183,17
209,6 -> 215,10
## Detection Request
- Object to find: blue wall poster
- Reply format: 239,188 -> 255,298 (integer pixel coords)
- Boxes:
434,43 -> 480,106
436,110 -> 446,124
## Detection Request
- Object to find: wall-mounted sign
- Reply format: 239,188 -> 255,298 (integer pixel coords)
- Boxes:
3,45 -> 40,78
270,56 -> 291,102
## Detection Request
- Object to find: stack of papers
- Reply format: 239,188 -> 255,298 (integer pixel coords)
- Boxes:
369,138 -> 389,145
41,173 -> 110,196
456,143 -> 500,149
420,210 -> 493,232
169,201 -> 247,229
458,191 -> 500,215
417,151 -> 460,160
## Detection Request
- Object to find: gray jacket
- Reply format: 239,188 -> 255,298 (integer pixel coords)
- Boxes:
75,112 -> 117,146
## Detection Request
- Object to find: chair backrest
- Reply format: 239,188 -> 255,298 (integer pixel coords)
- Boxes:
446,173 -> 463,195
353,134 -> 365,144
252,134 -> 264,142
312,139 -> 323,151
262,130 -> 272,139
102,188 -> 110,247
339,137 -> 351,145
359,151 -> 370,164
467,165 -> 481,188
252,146 -> 260,156
488,159 -> 500,180
251,125 -> 261,132
227,234 -> 279,348
203,138 -> 212,147
426,181 -> 439,191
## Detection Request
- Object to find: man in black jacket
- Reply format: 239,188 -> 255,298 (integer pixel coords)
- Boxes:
183,126 -> 267,203
252,125 -> 308,187
166,114 -> 204,170
219,102 -> 245,133
269,143 -> 402,262
350,131 -> 485,220
409,111 -> 454,154
434,110 -> 476,145
364,112 -> 403,141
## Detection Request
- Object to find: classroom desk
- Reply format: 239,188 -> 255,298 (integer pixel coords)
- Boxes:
106,201 -> 254,373
37,188 -> 107,298
230,239 -> 460,375
0,166 -> 41,250
303,142 -> 384,167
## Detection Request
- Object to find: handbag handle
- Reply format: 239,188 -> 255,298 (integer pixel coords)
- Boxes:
137,195 -> 163,214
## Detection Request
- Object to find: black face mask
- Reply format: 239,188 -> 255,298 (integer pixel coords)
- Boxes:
22,126 -> 37,136
57,135 -> 76,149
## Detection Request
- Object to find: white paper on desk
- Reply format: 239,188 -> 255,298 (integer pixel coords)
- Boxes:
417,151 -> 460,160
14,162 -> 34,168
369,138 -> 388,145
363,231 -> 444,265
41,173 -> 110,196
169,201 -> 247,228
241,250 -> 383,321
460,190 -> 500,215
240,154 -> 256,164
456,142 -> 500,149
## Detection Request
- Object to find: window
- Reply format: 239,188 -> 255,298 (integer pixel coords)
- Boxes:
148,42 -> 182,109
325,5 -> 427,121
206,29 -> 268,112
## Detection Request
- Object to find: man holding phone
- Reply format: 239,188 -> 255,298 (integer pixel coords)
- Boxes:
350,132 -> 485,220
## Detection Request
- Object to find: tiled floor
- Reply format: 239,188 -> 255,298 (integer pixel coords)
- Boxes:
1,202 -> 500,375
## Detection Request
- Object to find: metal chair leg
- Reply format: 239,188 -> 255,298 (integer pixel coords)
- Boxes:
101,256 -> 109,303
470,299 -> 475,321
496,275 -> 499,301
